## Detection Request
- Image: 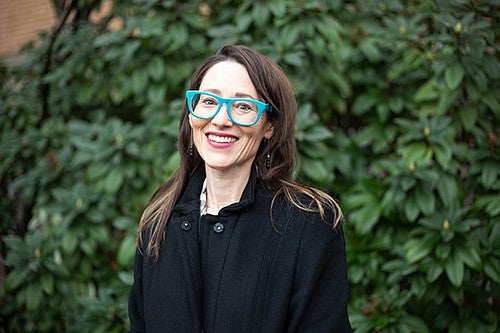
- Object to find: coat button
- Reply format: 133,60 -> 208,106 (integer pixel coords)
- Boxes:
213,222 -> 224,234
180,221 -> 192,231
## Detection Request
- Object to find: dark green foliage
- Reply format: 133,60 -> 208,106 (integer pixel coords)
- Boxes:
1,0 -> 498,332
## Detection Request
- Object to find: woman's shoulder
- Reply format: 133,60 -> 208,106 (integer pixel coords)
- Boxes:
268,185 -> 343,235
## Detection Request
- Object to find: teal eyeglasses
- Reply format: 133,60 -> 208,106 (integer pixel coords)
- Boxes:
186,90 -> 272,127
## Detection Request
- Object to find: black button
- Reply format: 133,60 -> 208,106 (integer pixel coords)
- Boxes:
213,222 -> 224,234
180,221 -> 192,231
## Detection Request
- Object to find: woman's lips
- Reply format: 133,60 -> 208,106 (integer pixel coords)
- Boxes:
207,133 -> 238,144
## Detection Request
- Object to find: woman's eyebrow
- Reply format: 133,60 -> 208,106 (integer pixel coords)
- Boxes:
201,88 -> 257,100
234,92 -> 257,99
204,88 -> 221,95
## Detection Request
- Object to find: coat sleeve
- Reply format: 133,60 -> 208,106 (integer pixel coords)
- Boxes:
128,248 -> 146,333
286,215 -> 352,333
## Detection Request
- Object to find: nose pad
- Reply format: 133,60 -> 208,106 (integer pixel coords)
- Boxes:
211,103 -> 233,125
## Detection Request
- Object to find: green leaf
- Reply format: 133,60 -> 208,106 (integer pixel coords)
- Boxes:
103,168 -> 124,194
5,266 -> 31,290
77,83 -> 95,105
448,285 -> 464,305
433,144 -> 453,169
435,90 -> 460,115
207,24 -> 236,38
252,3 -> 270,27
3,235 -> 25,253
427,263 -> 443,282
359,39 -> 381,62
80,238 -> 96,256
398,143 -> 433,164
435,243 -> 451,260
483,91 -> 500,117
436,174 -> 458,208
414,80 -> 439,102
61,229 -> 79,254
302,126 -> 332,141
130,70 -> 149,95
349,202 -> 382,234
404,194 -> 420,222
415,188 -> 436,216
455,244 -> 482,271
445,63 -> 465,90
148,56 -> 165,82
459,106 -> 478,131
405,236 -> 435,263
302,158 -> 329,183
118,271 -> 134,286
483,257 -> 500,283
402,315 -> 430,333
283,52 -> 304,67
352,93 -> 378,116
454,218 -> 480,233
266,0 -> 286,17
87,162 -> 110,181
117,234 -> 136,267
481,161 -> 498,187
418,216 -> 442,230
349,265 -> 364,284
40,273 -> 54,295
25,282 -> 43,311
169,23 -> 189,49
444,251 -> 464,287
388,96 -> 403,113
147,84 -> 167,106
315,16 -> 343,42
280,25 -> 300,48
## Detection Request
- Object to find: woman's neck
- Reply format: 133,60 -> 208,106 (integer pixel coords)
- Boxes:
204,166 -> 251,215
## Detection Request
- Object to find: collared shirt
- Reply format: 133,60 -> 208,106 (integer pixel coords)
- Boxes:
200,178 -> 207,216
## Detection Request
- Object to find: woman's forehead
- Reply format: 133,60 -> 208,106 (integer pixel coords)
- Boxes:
199,61 -> 258,98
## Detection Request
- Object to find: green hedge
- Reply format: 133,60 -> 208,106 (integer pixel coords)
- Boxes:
1,0 -> 498,332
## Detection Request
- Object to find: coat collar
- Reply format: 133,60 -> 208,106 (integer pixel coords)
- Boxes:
174,165 -> 258,216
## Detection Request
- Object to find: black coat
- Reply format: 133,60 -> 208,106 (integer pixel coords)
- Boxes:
129,167 -> 351,332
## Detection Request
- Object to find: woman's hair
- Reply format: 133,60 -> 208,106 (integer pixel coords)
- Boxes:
138,44 -> 343,259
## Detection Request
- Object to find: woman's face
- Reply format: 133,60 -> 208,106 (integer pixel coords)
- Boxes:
189,60 -> 274,176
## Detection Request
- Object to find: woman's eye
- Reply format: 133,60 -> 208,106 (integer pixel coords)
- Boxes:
234,102 -> 254,111
201,97 -> 217,106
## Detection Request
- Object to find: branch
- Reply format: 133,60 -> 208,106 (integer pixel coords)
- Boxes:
38,0 -> 76,127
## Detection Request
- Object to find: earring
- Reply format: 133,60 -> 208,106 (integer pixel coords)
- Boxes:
266,151 -> 271,170
189,143 -> 194,157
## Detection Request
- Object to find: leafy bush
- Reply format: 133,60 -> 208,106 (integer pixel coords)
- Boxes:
1,0 -> 498,332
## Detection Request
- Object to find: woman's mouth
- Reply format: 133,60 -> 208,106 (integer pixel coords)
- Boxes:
207,134 -> 238,143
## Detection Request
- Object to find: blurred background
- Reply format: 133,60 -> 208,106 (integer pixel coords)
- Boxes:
0,0 -> 498,332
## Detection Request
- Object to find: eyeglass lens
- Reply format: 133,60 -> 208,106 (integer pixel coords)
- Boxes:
190,92 -> 259,125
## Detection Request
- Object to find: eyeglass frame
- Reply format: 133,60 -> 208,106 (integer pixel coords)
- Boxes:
185,90 -> 273,127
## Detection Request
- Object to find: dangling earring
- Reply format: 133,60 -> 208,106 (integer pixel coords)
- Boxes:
264,138 -> 271,170
266,151 -> 271,170
189,143 -> 194,157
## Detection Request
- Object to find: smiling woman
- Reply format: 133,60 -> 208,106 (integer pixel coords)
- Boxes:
128,44 -> 351,333
189,61 -> 274,184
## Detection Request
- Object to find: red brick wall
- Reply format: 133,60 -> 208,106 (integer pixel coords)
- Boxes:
0,0 -> 56,59
0,0 -> 118,63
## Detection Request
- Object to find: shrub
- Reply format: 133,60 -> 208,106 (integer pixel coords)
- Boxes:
1,0 -> 498,332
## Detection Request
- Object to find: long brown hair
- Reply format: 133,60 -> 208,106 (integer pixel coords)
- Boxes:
138,45 -> 342,260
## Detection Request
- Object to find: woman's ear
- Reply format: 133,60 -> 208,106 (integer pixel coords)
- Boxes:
264,122 -> 274,139
188,115 -> 193,127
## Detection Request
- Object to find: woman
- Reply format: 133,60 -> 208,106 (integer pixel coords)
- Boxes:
128,44 -> 351,332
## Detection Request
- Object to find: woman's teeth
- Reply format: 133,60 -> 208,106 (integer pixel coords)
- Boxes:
208,134 -> 237,143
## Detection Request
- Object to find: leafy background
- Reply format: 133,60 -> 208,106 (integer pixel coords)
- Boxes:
1,0 -> 498,332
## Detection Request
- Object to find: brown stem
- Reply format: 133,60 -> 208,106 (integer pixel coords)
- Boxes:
38,0 -> 76,127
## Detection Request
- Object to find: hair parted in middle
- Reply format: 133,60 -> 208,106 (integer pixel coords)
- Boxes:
179,44 -> 297,186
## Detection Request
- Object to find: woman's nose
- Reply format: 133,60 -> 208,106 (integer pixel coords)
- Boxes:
211,103 -> 233,127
